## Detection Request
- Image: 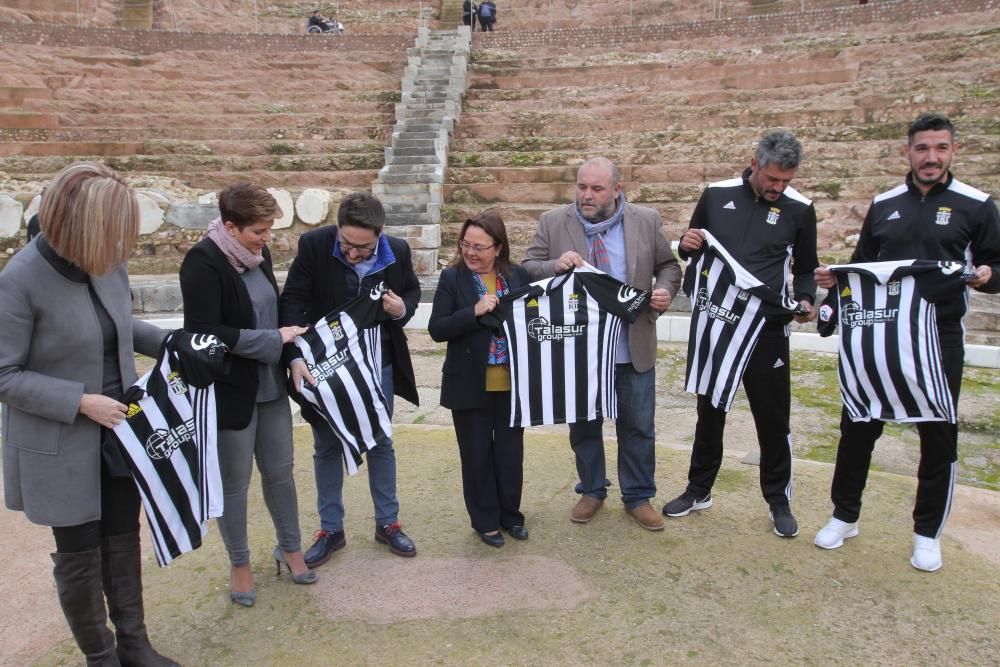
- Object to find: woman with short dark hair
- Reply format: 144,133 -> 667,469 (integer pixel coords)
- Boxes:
0,161 -> 176,665
180,181 -> 315,607
428,212 -> 530,547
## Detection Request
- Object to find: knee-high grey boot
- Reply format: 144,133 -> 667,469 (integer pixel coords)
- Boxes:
51,548 -> 120,666
101,531 -> 179,667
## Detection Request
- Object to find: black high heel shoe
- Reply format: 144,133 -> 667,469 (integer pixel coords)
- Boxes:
273,547 -> 318,584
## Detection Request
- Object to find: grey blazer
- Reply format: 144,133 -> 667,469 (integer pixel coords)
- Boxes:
0,241 -> 165,527
522,202 -> 682,373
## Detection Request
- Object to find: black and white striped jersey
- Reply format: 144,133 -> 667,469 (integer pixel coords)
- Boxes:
821,260 -> 969,423
684,230 -> 805,411
290,282 -> 391,475
112,331 -> 228,567
481,263 -> 650,427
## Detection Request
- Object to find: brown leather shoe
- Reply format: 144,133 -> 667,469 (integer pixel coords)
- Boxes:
570,495 -> 604,523
628,502 -> 665,531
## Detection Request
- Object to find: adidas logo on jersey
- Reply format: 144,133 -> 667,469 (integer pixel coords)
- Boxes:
840,286 -> 852,297
887,210 -> 901,221
723,201 -> 736,210
772,358 -> 785,369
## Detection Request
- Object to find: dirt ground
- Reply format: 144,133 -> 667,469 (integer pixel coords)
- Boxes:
2,338 -> 998,665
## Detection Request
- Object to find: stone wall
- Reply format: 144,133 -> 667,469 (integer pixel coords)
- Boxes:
0,22 -> 413,53
471,0 -> 997,49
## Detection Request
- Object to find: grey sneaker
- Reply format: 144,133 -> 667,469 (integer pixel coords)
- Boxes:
769,504 -> 799,538
662,491 -> 713,517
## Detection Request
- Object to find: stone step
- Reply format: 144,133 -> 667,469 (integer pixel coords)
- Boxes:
380,172 -> 444,184
0,152 -> 385,174
393,146 -> 438,156
390,156 -> 439,166
0,126 -> 393,142
384,164 -> 441,174
394,139 -> 437,149
44,111 -> 395,129
385,212 -> 433,225
395,131 -> 441,140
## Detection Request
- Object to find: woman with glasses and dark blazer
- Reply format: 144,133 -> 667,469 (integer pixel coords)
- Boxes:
428,212 -> 531,548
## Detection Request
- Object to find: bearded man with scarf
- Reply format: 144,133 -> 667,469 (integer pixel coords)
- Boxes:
522,157 -> 681,530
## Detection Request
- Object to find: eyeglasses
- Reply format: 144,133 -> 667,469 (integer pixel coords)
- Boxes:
339,237 -> 379,256
459,240 -> 495,253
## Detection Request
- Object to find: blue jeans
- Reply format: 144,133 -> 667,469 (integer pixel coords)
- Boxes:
312,365 -> 399,531
569,363 -> 656,509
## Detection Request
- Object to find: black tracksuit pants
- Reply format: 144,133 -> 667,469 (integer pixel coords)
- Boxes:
830,345 -> 963,538
451,391 -> 525,533
686,335 -> 793,506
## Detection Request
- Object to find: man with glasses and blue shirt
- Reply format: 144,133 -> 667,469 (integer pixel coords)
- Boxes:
280,191 -> 421,565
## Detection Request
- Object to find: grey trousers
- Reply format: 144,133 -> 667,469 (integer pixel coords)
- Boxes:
216,393 -> 302,567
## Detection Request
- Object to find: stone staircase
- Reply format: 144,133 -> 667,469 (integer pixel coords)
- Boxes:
120,0 -> 153,29
374,26 -> 471,274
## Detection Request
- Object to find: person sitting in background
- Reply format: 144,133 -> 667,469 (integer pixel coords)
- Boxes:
428,212 -> 531,548
180,182 -> 316,607
0,161 -> 175,666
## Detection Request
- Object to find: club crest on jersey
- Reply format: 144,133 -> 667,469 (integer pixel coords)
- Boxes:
189,334 -> 224,357
887,281 -> 901,296
935,207 -> 952,226
126,403 -> 143,418
695,287 -> 740,325
167,371 -> 187,396
307,349 -> 350,383
841,301 -> 899,328
527,316 -> 585,342
568,293 -> 579,312
329,320 -> 345,341
145,418 -> 195,460
736,289 -> 750,302
766,208 -> 780,225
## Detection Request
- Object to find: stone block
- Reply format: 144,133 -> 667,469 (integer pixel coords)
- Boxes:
134,284 -> 183,314
166,203 -> 219,230
138,190 -> 171,207
268,188 -> 294,229
0,194 -> 23,238
397,223 -> 440,250
198,191 -> 218,205
23,194 -> 41,223
295,188 -> 332,226
136,192 -> 165,235
411,248 -> 439,275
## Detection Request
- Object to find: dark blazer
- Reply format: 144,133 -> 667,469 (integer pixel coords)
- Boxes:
279,225 -> 421,406
179,237 -> 279,431
428,263 -> 530,411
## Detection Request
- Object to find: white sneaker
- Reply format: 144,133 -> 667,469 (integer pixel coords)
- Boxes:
911,535 -> 942,572
814,517 -> 859,550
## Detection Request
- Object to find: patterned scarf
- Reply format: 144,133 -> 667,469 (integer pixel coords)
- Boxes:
472,271 -> 509,366
575,194 -> 626,273
206,217 -> 264,273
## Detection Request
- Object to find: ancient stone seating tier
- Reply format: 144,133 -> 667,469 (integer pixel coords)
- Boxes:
444,10 -> 1000,267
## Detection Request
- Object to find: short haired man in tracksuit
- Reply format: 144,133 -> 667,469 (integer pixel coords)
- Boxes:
663,129 -> 818,538
813,113 -> 1000,571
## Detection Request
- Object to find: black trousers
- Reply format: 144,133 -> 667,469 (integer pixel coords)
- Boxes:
686,335 -> 793,506
451,391 -> 525,533
52,460 -> 141,553
831,345 -> 963,538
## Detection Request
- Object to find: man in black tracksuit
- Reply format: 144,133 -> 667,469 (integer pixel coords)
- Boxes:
814,113 -> 1000,571
664,129 -> 818,538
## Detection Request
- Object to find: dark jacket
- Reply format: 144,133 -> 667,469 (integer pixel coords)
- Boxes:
279,225 -> 421,406
428,263 -> 530,411
179,237 -> 279,430
682,167 -> 818,334
849,171 -> 1000,343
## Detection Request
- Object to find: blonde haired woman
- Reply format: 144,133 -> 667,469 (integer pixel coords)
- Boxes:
0,162 -> 176,665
